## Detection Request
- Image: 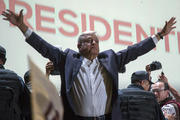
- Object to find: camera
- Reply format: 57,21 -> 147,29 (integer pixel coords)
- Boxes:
149,61 -> 162,71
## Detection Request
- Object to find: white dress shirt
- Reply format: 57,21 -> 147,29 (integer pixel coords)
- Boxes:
70,58 -> 113,117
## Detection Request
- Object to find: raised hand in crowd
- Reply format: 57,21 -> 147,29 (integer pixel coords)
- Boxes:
46,61 -> 54,78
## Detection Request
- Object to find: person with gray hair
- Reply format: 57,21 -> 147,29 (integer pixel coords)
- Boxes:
151,76 -> 180,120
2,9 -> 176,120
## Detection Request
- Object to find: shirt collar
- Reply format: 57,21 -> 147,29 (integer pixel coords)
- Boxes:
83,57 -> 99,66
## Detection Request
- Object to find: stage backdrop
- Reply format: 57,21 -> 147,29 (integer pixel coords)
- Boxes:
0,0 -> 180,92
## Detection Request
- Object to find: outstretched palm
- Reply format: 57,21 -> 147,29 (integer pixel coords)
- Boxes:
2,9 -> 24,27
161,17 -> 176,36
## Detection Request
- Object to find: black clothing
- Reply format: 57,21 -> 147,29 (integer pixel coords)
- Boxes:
75,113 -> 111,120
112,84 -> 165,120
0,65 -> 31,120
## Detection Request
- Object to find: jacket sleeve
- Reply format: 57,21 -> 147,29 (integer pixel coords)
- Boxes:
25,32 -> 66,67
116,37 -> 156,70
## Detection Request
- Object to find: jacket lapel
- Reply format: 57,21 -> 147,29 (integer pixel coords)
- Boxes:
68,54 -> 83,91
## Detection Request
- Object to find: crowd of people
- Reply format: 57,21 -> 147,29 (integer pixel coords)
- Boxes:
0,9 -> 179,120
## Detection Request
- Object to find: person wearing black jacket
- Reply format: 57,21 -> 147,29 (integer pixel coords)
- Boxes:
0,45 -> 31,120
112,71 -> 165,120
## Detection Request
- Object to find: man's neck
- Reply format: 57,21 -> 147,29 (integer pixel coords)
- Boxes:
83,54 -> 97,61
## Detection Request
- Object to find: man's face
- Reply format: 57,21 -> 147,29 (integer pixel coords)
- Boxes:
78,33 -> 99,59
151,82 -> 169,102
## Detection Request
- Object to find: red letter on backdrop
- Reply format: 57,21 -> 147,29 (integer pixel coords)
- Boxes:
0,0 -> 6,14
35,4 -> 55,33
89,15 -> 111,41
81,13 -> 87,32
136,24 -> 148,43
150,27 -> 155,36
114,20 -> 132,45
58,9 -> 79,37
9,0 -> 33,29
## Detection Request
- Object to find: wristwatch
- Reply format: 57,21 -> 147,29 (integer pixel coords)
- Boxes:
157,32 -> 163,39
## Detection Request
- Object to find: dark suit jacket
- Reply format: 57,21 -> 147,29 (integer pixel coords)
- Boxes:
26,32 -> 156,120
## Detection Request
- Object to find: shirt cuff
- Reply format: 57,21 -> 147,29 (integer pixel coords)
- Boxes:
151,35 -> 159,45
24,28 -> 33,38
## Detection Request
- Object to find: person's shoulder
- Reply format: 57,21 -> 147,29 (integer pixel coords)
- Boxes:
100,49 -> 114,53
0,68 -> 23,81
120,87 -> 155,97
64,48 -> 78,54
0,68 -> 17,75
98,49 -> 116,57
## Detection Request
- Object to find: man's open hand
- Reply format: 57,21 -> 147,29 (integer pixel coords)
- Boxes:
160,17 -> 176,37
2,9 -> 24,27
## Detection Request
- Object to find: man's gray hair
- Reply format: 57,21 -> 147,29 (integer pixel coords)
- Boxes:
78,31 -> 97,43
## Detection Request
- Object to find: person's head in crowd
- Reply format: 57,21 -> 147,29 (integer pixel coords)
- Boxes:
131,70 -> 153,91
77,31 -> 99,60
0,45 -> 6,65
24,70 -> 32,92
151,80 -> 170,102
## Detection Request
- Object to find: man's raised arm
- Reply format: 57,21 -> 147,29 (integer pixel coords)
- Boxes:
2,9 -> 64,67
